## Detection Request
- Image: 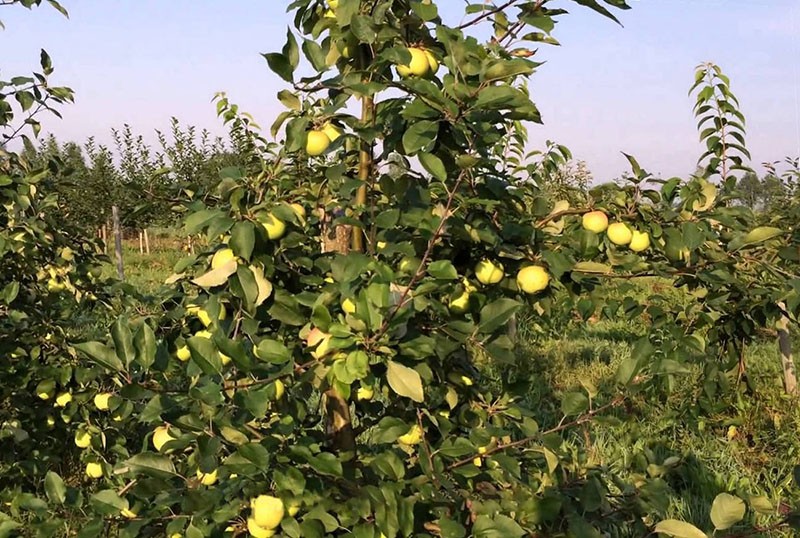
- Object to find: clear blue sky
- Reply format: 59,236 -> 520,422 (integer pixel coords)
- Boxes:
3,0 -> 799,180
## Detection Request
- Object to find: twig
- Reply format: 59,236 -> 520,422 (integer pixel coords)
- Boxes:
446,396 -> 625,470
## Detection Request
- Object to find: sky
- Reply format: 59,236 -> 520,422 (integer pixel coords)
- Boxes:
2,0 -> 799,181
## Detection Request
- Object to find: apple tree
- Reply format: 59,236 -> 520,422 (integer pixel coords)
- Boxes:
14,1 -> 799,538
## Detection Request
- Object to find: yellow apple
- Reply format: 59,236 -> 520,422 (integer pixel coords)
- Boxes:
327,0 -> 339,7
342,297 -> 356,315
582,210 -> 609,233
85,462 -> 103,479
94,392 -> 112,411
196,468 -> 218,486
356,385 -> 374,401
516,265 -> 550,294
260,213 -> 286,240
473,457 -> 483,467
36,380 -> 55,400
424,49 -> 439,75
323,9 -> 335,19
306,130 -> 331,156
399,256 -> 421,274
475,260 -> 504,285
607,222 -> 633,246
251,495 -> 285,529
46,416 -> 56,428
74,429 -> 92,448
290,203 -> 306,219
247,518 -> 276,538
211,248 -> 236,270
121,508 -> 137,519
396,47 -> 430,77
176,345 -> 191,362
197,306 -> 226,328
55,392 -> 72,407
152,425 -> 175,452
460,375 -> 473,386
287,500 -> 302,517
448,290 -> 471,313
321,123 -> 342,142
273,379 -> 285,400
629,230 -> 650,252
398,424 -> 423,446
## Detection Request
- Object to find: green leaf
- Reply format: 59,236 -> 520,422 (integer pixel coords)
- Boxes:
742,226 -> 782,247
402,120 -> 438,154
192,260 -> 238,288
478,298 -> 523,334
473,514 -> 526,538
419,152 -> 447,181
89,489 -> 128,516
120,453 -> 178,479
710,493 -> 746,530
427,260 -> 458,280
573,261 -> 612,274
111,317 -> 135,368
653,520 -> 707,538
262,52 -> 294,83
561,392 -> 589,416
230,221 -> 255,261
75,341 -> 124,372
44,471 -> 66,504
187,335 -> 222,375
255,339 -> 292,364
134,323 -> 157,370
386,361 -> 424,403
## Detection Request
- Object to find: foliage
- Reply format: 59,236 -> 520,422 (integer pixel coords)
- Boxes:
3,1 -> 800,537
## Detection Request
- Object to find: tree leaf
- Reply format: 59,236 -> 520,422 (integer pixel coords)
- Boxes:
402,120 -> 438,154
419,152 -> 447,182
654,520 -> 707,538
386,361 -> 424,402
111,317 -> 135,368
710,493 -> 746,530
120,453 -> 178,479
89,489 -> 128,516
187,335 -> 222,375
573,261 -> 612,274
742,226 -> 782,247
44,471 -> 66,504
250,264 -> 273,306
75,341 -> 124,372
478,298 -> 523,334
192,260 -> 237,288
133,322 -> 157,370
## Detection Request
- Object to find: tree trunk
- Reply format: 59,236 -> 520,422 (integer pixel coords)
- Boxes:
144,228 -> 150,254
112,205 -> 125,280
139,230 -> 144,254
778,302 -> 796,395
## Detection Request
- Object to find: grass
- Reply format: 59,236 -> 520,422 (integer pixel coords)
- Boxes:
103,240 -> 800,535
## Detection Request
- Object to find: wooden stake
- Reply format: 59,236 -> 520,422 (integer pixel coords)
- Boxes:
112,205 -> 124,280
